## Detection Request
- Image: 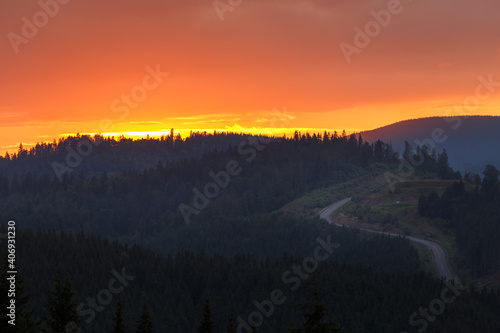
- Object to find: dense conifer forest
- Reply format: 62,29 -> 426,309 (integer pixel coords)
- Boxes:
0,131 -> 397,255
1,228 -> 499,332
1,131 -> 499,332
418,165 -> 500,278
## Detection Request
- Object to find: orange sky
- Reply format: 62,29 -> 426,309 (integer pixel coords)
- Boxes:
1,0 -> 499,153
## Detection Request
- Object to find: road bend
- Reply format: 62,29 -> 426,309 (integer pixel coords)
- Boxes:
319,198 -> 455,281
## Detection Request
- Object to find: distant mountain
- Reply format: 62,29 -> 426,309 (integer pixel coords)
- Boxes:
361,116 -> 500,174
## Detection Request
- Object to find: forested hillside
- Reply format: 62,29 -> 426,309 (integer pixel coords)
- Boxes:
1,228 -> 499,333
418,165 -> 500,278
1,131 -> 500,332
0,132 -> 398,257
0,131 -> 254,178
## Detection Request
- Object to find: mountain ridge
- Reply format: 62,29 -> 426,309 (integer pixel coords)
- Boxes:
360,115 -> 500,173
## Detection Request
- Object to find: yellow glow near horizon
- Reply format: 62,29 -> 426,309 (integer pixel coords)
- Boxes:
3,127 -> 364,156
81,127 -> 358,141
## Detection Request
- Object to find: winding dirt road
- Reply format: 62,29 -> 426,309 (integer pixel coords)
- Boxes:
319,198 -> 455,281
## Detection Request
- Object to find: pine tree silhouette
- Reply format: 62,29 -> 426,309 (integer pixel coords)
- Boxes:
112,300 -> 127,333
198,299 -> 214,333
135,301 -> 153,333
46,271 -> 80,333
289,274 -> 341,333
226,314 -> 236,333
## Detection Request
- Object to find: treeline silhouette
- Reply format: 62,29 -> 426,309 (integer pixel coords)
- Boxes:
0,130 -> 393,178
0,131 -> 262,178
402,142 -> 461,180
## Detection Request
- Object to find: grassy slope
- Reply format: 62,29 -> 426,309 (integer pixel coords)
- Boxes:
277,166 -> 468,281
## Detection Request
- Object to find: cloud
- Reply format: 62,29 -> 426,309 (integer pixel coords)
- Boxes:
438,62 -> 452,68
182,118 -> 241,125
0,108 -> 23,119
166,114 -> 235,121
117,121 -> 165,126
0,114 -> 21,119
254,118 -> 270,123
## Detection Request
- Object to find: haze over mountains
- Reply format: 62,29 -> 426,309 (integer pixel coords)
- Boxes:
361,116 -> 500,174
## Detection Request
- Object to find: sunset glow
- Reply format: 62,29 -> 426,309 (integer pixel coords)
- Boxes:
1,0 -> 499,153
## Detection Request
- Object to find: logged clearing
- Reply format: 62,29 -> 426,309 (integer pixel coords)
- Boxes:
335,175 -> 463,279
281,170 -> 470,280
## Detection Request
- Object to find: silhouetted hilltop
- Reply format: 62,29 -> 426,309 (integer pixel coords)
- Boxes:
361,116 -> 500,173
0,131 -> 263,178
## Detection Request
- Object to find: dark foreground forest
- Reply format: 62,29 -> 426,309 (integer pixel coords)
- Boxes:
1,228 -> 499,332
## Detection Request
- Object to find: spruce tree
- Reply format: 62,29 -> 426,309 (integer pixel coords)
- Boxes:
482,164 -> 500,197
437,149 -> 452,179
290,275 -> 341,333
135,301 -> 153,333
198,299 -> 214,333
46,271 -> 80,333
403,140 -> 412,162
226,314 -> 236,333
112,300 -> 127,333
